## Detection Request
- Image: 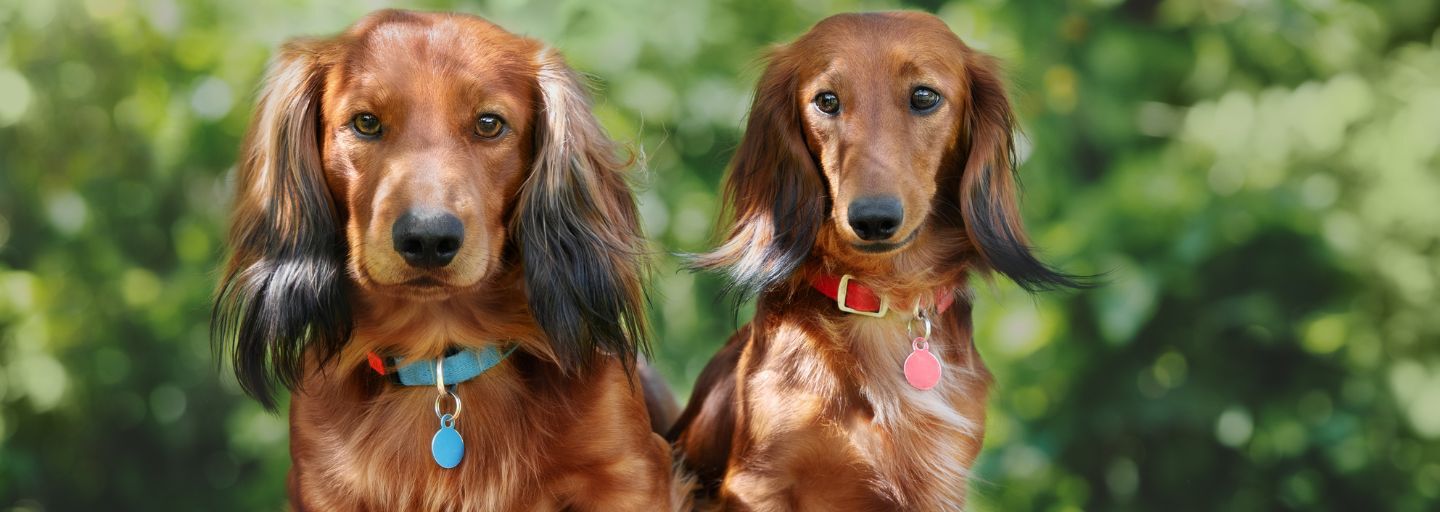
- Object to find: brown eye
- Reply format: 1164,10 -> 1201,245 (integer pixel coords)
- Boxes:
352,113 -> 382,137
813,92 -> 840,115
910,87 -> 941,112
475,114 -> 505,138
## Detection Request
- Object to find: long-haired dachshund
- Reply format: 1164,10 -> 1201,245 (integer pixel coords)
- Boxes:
670,12 -> 1083,510
211,10 -> 685,510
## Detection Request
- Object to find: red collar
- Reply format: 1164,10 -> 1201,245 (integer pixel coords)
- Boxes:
809,273 -> 956,318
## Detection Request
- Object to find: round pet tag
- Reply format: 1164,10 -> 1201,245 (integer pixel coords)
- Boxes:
903,337 -> 942,390
432,413 -> 464,469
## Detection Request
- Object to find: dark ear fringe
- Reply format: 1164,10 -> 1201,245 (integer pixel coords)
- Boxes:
688,49 -> 826,301
210,41 -> 351,410
965,163 -> 1092,292
959,50 -> 1091,293
212,254 -> 350,410
517,50 -> 650,374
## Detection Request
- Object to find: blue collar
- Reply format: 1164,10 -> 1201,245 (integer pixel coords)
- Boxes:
369,345 -> 518,386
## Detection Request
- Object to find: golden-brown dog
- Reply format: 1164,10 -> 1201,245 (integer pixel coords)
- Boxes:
670,12 -> 1082,510
212,10 -> 684,510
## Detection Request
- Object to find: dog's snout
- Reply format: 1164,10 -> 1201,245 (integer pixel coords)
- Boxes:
392,208 -> 465,268
847,196 -> 904,241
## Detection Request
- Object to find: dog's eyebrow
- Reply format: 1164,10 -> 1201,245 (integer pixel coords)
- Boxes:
335,66 -> 396,100
335,86 -> 396,117
896,57 -> 945,75
894,60 -> 949,89
813,67 -> 845,87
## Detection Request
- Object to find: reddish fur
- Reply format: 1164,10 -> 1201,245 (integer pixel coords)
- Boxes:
673,12 -> 1053,510
221,10 -> 685,510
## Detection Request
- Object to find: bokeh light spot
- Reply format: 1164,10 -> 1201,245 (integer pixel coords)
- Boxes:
1302,313 -> 1348,354
15,353 -> 68,412
1217,406 -> 1254,447
150,385 -> 187,424
0,67 -> 33,127
121,268 -> 162,307
190,75 -> 234,120
1105,457 -> 1139,500
45,191 -> 90,235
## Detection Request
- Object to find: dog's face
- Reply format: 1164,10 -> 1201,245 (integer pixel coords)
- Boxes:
700,12 -> 1078,296
794,15 -> 967,255
319,17 -> 539,299
215,10 -> 648,408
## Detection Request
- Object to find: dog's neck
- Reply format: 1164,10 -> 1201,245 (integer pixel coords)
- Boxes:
338,268 -> 553,371
806,222 -> 973,308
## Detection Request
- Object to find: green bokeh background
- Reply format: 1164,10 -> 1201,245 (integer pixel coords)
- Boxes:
2,0 -> 1438,510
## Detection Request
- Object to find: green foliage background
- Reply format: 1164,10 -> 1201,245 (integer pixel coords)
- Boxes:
2,0 -> 1438,510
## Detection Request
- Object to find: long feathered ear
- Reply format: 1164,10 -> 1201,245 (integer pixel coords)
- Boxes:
959,49 -> 1085,292
691,50 -> 826,300
515,50 -> 649,372
211,40 -> 350,410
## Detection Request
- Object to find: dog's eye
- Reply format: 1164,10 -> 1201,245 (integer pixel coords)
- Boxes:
813,92 -> 840,115
475,114 -> 506,139
352,113 -> 382,137
910,87 -> 941,113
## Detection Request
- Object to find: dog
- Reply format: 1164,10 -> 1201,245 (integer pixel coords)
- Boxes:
211,10 -> 685,510
669,12 -> 1083,510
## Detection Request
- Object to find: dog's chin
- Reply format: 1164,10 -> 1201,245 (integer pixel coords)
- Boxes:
848,228 -> 920,255
360,266 -> 488,302
390,277 -> 463,301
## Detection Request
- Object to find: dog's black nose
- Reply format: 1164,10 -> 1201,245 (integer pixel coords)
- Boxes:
392,208 -> 464,268
847,196 -> 904,241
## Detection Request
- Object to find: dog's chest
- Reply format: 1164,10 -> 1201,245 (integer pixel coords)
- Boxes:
287,372 -> 583,511
830,321 -> 987,507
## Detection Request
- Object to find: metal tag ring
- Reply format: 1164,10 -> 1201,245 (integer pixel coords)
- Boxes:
434,389 -> 462,421
907,309 -> 933,339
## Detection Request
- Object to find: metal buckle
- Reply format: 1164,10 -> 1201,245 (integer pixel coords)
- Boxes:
835,274 -> 889,318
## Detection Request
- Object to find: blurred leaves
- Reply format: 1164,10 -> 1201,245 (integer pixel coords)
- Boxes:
1,0 -> 1438,510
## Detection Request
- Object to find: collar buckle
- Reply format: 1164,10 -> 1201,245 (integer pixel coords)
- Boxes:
835,274 -> 889,317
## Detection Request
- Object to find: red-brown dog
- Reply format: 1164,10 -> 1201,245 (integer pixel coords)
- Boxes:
671,12 -> 1082,510
212,10 -> 685,510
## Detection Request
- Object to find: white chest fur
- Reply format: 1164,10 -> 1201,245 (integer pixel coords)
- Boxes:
843,317 -> 987,507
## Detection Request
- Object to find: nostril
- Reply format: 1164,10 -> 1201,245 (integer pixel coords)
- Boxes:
436,237 -> 460,256
400,238 -> 424,256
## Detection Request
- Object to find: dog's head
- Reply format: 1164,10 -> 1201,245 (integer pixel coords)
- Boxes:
699,11 -> 1081,297
212,10 -> 647,408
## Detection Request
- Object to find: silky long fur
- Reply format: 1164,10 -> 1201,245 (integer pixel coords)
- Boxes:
689,54 -> 827,302
211,40 -> 350,410
955,52 -> 1087,292
516,51 -> 650,374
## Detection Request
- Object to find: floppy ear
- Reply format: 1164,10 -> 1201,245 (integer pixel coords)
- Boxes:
692,49 -> 826,300
211,40 -> 350,410
514,50 -> 649,372
958,50 -> 1084,292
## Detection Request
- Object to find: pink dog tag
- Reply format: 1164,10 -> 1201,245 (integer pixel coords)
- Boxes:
904,337 -> 942,390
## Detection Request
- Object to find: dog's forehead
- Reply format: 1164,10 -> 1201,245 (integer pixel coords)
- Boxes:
798,12 -> 965,69
342,13 -> 539,84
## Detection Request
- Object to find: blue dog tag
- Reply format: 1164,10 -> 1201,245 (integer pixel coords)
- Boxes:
431,414 -> 463,469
